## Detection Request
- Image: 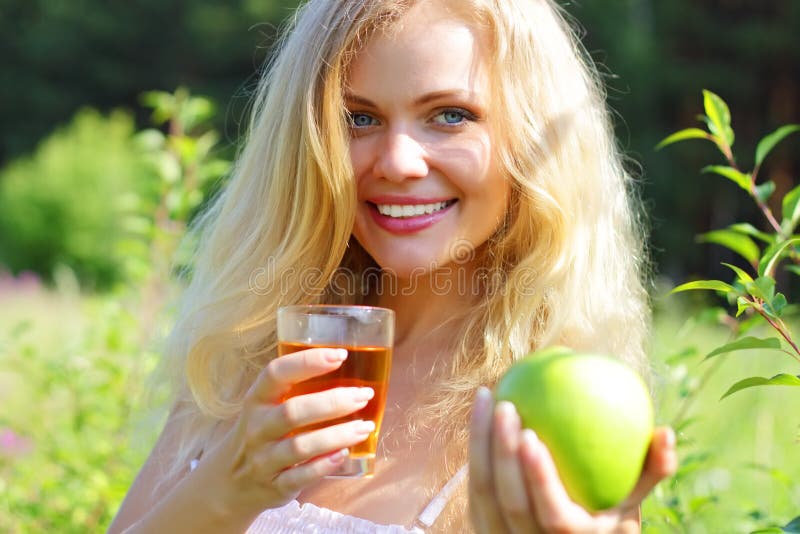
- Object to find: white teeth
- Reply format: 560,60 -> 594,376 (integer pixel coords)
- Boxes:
376,201 -> 451,218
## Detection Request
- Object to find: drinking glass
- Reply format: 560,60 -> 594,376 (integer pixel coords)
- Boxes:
277,305 -> 394,478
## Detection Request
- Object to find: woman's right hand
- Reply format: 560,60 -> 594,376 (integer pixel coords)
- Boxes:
191,346 -> 375,521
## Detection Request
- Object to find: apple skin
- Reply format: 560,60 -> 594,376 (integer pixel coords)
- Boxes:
495,346 -> 654,512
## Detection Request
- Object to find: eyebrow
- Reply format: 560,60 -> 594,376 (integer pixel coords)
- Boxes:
343,89 -> 481,107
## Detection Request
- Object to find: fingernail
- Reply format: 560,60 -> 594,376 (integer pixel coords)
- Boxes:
355,420 -> 376,434
326,349 -> 348,363
521,428 -> 538,446
494,402 -> 518,450
520,429 -> 539,461
474,387 -> 492,414
353,387 -> 374,402
471,387 -> 491,422
330,448 -> 349,464
496,401 -> 517,419
476,386 -> 491,404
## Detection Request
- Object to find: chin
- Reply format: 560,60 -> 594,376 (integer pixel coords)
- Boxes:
374,259 -> 441,281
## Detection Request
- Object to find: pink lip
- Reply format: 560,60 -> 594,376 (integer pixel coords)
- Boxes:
366,199 -> 457,235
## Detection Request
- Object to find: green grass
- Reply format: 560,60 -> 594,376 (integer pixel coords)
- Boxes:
1,284 -> 798,532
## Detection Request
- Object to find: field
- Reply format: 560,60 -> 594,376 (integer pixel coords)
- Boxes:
1,279 -> 798,532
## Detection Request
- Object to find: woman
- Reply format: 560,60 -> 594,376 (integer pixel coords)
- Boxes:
110,0 -> 676,532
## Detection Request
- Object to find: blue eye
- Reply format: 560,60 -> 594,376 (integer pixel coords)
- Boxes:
433,108 -> 477,126
349,112 -> 378,128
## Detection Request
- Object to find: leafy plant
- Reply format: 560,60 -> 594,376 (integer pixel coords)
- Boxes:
658,89 -> 800,531
0,109 -> 157,290
120,87 -> 231,286
0,87 -> 229,532
659,89 -> 800,399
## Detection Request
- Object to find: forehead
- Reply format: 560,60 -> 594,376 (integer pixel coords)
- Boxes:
345,3 -> 490,99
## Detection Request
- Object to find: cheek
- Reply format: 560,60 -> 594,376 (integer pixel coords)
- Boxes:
435,135 -> 494,191
349,138 -> 374,192
454,142 -> 509,224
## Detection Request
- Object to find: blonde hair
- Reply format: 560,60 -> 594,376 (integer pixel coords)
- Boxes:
160,0 -> 650,530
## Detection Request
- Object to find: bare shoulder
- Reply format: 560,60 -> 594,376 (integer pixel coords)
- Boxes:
107,404 -> 192,533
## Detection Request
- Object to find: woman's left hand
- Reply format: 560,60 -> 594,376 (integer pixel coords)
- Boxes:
468,387 -> 678,533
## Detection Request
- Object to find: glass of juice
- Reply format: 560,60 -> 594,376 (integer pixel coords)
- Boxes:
276,305 -> 394,478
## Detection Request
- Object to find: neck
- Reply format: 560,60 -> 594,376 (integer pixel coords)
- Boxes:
374,260 -> 481,348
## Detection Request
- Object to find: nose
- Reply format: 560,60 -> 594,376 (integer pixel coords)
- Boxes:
372,130 -> 429,182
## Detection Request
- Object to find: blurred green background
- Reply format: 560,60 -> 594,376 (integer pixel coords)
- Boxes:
1,1 -> 799,532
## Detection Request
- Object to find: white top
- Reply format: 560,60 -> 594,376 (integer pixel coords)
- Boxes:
246,500 -> 424,533
189,461 -> 467,533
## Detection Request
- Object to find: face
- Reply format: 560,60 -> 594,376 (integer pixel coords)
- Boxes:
346,2 -> 510,280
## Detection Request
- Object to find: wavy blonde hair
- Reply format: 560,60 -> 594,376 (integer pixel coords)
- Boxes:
160,0 -> 650,530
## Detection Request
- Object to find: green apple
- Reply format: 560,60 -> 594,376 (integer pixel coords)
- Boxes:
495,346 -> 654,512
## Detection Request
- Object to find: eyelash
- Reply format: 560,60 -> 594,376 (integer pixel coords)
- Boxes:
432,107 -> 479,126
348,112 -> 379,128
346,107 -> 480,130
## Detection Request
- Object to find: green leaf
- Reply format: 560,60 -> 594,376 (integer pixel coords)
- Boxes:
755,125 -> 800,167
671,280 -> 736,294
781,184 -> 800,234
655,128 -> 711,150
751,529 -> 785,534
736,296 -> 751,317
785,265 -> 800,277
746,276 -> 776,302
697,231 -> 759,265
722,262 -> 754,283
702,165 -> 751,194
758,238 -> 800,277
729,223 -> 774,244
704,336 -> 782,361
721,373 -> 800,400
755,180 -> 776,203
703,89 -> 735,146
764,293 -> 788,318
783,516 -> 800,533
140,90 -> 175,125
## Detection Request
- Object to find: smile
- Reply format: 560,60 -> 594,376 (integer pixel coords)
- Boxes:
375,200 -> 456,218
366,199 -> 458,234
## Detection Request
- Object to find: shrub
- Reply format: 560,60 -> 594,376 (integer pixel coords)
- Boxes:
0,108 -> 157,290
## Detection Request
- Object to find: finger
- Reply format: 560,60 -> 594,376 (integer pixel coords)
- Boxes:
270,447 -> 350,501
468,387 -> 508,534
248,347 -> 349,404
620,426 -> 678,508
267,418 -> 376,468
519,429 -> 581,532
249,386 -> 375,442
491,402 -> 539,533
